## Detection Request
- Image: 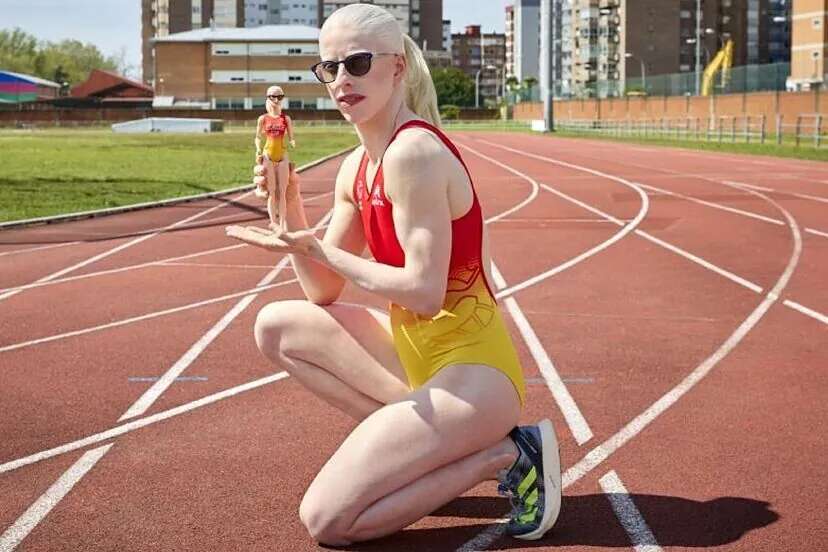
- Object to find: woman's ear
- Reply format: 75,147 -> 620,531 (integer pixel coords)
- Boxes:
394,54 -> 407,81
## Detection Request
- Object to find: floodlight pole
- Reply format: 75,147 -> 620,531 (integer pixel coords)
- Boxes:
540,0 -> 554,131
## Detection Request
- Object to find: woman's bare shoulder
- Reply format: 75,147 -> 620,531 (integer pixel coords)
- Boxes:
385,126 -> 449,168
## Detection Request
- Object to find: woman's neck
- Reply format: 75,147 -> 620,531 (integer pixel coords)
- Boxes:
267,107 -> 281,117
356,96 -> 416,164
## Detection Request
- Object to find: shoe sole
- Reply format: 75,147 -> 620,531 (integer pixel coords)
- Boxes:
514,418 -> 562,540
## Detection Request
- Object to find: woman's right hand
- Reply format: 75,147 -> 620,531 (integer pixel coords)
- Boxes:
253,158 -> 302,201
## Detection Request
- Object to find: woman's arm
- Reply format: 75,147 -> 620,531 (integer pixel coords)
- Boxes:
306,133 -> 451,316
283,149 -> 368,304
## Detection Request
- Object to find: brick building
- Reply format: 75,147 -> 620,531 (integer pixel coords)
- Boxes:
152,25 -> 329,109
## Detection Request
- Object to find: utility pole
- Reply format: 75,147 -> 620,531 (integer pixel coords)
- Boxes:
695,0 -> 702,95
540,0 -> 554,131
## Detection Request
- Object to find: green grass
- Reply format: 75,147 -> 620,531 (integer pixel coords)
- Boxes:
0,125 -> 358,223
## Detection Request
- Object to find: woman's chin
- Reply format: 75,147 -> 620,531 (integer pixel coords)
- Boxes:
339,106 -> 376,126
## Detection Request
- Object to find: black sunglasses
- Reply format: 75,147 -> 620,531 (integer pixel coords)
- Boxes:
310,52 -> 398,84
267,94 -> 284,100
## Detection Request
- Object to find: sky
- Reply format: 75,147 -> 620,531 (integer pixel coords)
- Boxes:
1,0 -> 510,80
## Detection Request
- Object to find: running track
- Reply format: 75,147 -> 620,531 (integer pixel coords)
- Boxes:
1,133 -> 826,551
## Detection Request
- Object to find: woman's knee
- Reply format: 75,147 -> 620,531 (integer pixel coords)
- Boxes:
254,299 -> 316,361
299,492 -> 353,546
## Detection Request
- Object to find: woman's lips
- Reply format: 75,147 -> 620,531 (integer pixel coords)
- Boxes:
338,94 -> 365,107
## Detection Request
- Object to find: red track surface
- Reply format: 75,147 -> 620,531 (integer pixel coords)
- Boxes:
1,133 -> 826,551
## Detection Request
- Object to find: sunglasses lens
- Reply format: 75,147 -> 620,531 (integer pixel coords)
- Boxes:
345,53 -> 372,77
315,61 -> 339,83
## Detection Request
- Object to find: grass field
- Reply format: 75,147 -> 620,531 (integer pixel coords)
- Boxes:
0,125 -> 358,223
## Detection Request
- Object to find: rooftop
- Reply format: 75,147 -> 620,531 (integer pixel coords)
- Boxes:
153,25 -> 320,43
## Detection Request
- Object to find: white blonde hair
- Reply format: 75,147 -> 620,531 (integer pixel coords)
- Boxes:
322,3 -> 441,127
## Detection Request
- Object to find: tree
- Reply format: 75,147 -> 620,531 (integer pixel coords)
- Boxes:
522,76 -> 538,99
505,75 -> 520,92
431,67 -> 475,108
0,27 -> 119,85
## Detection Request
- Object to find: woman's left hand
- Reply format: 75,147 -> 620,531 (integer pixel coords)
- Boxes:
225,225 -> 319,257
289,139 -> 296,148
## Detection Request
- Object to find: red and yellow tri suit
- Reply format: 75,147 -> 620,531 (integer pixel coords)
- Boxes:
352,119 -> 526,404
262,113 -> 288,162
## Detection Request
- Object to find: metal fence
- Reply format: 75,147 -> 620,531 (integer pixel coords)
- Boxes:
628,62 -> 791,97
555,114 -> 826,147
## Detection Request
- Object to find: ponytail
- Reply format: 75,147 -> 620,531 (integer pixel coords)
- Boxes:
402,34 -> 441,127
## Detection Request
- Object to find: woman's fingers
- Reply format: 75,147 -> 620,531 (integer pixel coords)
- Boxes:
246,226 -> 274,236
253,164 -> 266,177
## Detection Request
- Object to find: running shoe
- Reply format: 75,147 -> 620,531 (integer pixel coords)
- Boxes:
497,418 -> 562,540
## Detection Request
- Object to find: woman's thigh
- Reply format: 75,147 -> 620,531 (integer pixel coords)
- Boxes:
255,299 -> 410,405
299,363 -> 522,532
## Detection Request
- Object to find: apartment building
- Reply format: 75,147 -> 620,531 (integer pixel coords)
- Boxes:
142,0 -> 246,85
451,25 -> 507,103
515,0 -> 793,98
243,1 -> 323,27
320,0 -> 444,50
152,25 -> 329,109
788,0 -> 826,89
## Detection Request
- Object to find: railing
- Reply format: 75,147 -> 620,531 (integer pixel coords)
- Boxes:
555,114 -> 826,147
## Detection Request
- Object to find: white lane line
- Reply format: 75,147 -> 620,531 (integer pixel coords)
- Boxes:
633,230 -> 765,294
0,245 -> 246,294
457,143 -> 804,552
158,261 -> 281,270
461,141 -> 602,445
0,279 -> 297,354
0,190 -> 250,303
725,180 -> 828,205
469,139 -> 650,301
1,208 -> 333,548
120,208 -> 331,421
0,192 -> 332,295
477,140 -> 828,324
599,471 -> 663,552
783,300 -> 828,325
635,182 -> 786,226
0,374 -> 289,475
0,444 -> 113,552
562,184 -> 802,492
0,242 -> 82,258
493,263 -> 594,445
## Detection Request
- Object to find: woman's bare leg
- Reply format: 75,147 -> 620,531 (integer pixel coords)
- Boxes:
298,363 -> 522,546
254,300 -> 410,420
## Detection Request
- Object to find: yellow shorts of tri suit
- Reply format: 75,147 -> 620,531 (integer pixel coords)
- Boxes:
263,137 -> 285,163
389,263 -> 526,405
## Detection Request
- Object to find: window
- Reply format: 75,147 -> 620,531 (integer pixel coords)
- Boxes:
814,18 -> 822,29
289,99 -> 303,109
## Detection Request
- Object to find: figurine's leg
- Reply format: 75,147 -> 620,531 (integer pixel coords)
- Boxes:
266,160 -> 280,227
275,157 -> 289,231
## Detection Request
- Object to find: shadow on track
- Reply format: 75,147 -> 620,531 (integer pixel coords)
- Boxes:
333,494 -> 778,550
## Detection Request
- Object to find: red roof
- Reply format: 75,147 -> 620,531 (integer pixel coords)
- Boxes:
70,69 -> 153,99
